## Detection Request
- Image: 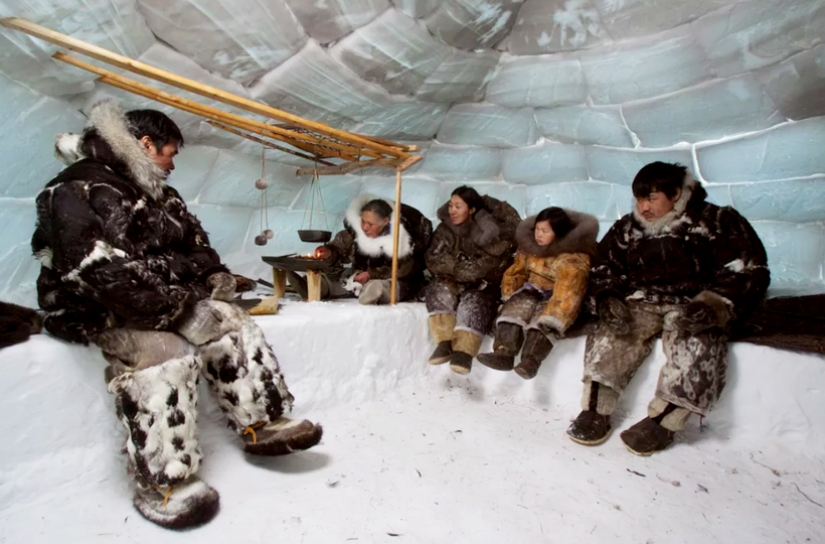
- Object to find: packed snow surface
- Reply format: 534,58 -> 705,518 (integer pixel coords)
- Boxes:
1,300 -> 823,542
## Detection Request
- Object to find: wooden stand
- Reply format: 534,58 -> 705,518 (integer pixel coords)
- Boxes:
272,269 -> 286,299
306,270 -> 323,302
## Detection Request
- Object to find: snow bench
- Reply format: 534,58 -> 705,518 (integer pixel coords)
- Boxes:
1,299 -> 824,541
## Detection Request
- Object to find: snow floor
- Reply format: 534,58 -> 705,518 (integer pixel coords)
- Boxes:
1,299 -> 824,543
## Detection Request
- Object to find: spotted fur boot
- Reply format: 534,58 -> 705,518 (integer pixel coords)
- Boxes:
108,356 -> 219,529
186,300 -> 323,456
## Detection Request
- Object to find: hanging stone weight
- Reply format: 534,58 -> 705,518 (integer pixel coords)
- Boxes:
264,229 -> 274,239
254,233 -> 268,246
255,178 -> 268,190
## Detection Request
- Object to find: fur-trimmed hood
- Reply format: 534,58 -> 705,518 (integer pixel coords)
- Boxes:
54,100 -> 168,199
515,210 -> 599,258
343,194 -> 413,259
632,174 -> 708,235
435,195 -> 504,248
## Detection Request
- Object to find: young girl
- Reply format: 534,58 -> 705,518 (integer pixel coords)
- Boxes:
477,207 -> 598,379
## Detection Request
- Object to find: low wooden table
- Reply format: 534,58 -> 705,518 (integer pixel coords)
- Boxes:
262,255 -> 333,302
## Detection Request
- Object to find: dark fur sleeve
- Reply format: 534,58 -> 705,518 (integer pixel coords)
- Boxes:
588,218 -> 630,305
425,224 -> 460,278
705,206 -> 770,316
40,182 -> 193,330
326,228 -> 355,265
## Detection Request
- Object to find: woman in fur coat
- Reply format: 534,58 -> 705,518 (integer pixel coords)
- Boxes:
298,195 -> 431,304
477,207 -> 598,379
425,186 -> 520,374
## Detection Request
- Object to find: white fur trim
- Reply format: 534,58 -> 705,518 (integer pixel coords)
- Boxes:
496,315 -> 528,328
537,314 -> 566,333
344,194 -> 413,259
88,100 -> 168,199
453,325 -> 483,337
632,175 -> 697,235
54,133 -> 84,165
64,240 -> 126,283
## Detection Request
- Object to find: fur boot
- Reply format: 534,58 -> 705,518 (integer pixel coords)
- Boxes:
450,329 -> 482,375
477,322 -> 523,371
514,330 -> 553,380
428,313 -> 456,365
184,300 -> 322,456
108,356 -> 219,529
0,301 -> 42,349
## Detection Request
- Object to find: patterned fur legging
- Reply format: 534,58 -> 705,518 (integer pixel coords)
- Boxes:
583,301 -> 728,420
425,280 -> 500,336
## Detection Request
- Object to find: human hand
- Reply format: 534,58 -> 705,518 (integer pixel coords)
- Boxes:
315,246 -> 332,260
598,297 -> 631,336
354,271 -> 370,284
675,301 -> 717,333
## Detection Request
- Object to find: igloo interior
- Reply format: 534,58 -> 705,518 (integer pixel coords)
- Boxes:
0,1 -> 824,542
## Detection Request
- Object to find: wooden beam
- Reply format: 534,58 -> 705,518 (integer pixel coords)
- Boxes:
205,121 -> 334,166
54,52 -> 376,162
396,154 -> 424,172
96,71 -> 362,163
1,17 -> 411,161
295,158 -> 401,176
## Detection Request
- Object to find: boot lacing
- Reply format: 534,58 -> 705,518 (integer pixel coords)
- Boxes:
156,486 -> 174,508
242,422 -> 267,444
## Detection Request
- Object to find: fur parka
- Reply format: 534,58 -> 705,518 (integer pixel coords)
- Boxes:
590,175 -> 770,322
425,195 -> 521,287
31,101 -> 228,344
501,211 -> 598,333
325,194 -> 432,296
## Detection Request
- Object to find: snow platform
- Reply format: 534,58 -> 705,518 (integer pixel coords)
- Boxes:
1,300 -> 824,543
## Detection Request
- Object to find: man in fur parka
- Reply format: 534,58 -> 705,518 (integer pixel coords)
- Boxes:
477,207 -> 598,379
31,100 -> 322,529
308,194 -> 432,304
425,186 -> 521,374
567,162 -> 769,456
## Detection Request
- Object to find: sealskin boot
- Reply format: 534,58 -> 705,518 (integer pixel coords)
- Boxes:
620,403 -> 678,456
477,323 -> 524,371
241,417 -> 324,456
428,314 -> 457,365
513,329 -> 553,380
450,330 -> 482,375
566,381 -> 612,445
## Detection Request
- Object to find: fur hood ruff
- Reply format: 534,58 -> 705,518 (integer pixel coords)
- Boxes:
54,100 -> 168,199
344,194 -> 413,259
631,174 -> 708,235
515,210 -> 599,258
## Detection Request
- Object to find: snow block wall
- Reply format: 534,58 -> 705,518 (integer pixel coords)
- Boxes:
1,0 -> 824,301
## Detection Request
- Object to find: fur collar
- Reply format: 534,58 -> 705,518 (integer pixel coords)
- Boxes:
344,194 -> 412,258
515,210 -> 599,257
435,197 -> 501,244
632,174 -> 706,235
54,100 -> 168,199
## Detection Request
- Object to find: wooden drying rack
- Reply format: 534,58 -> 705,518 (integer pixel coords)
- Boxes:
1,17 -> 423,307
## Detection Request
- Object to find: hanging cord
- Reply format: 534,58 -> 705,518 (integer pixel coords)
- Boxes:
315,170 -> 330,232
262,146 -> 269,234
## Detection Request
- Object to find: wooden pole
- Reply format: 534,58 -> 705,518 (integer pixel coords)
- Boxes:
306,270 -> 323,302
390,167 -> 403,305
205,120 -> 334,166
53,52 -> 375,162
295,158 -> 400,176
1,17 -> 410,160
